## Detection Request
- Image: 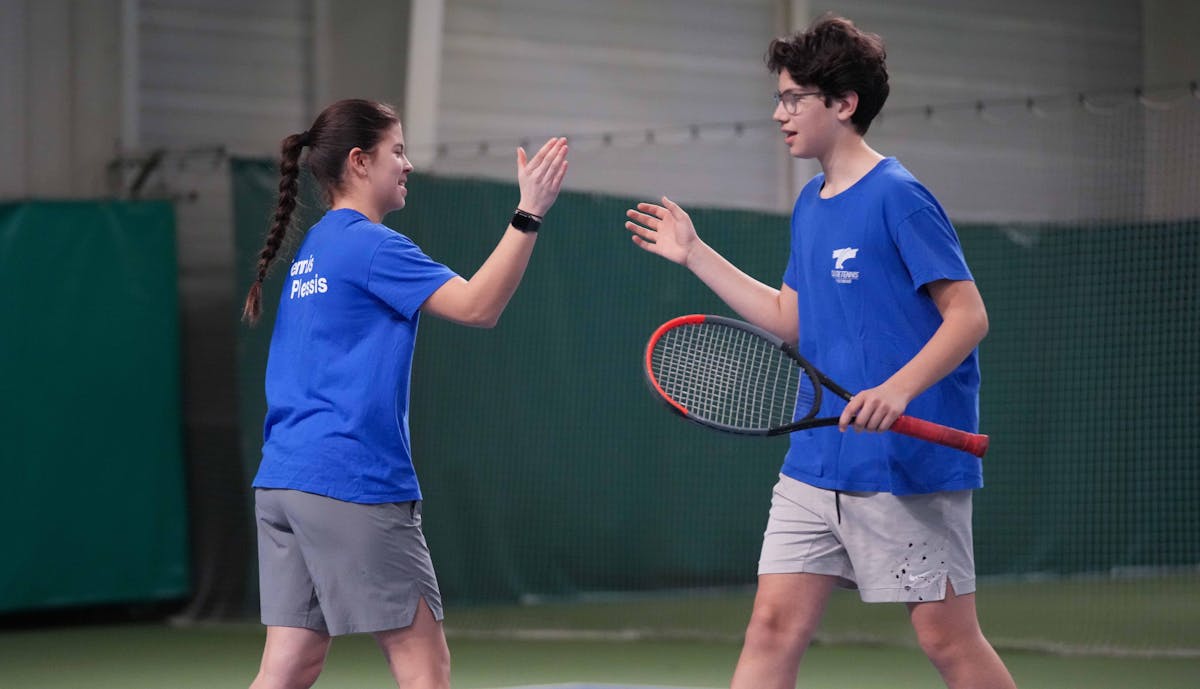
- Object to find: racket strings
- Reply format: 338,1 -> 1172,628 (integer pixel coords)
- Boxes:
651,322 -> 811,431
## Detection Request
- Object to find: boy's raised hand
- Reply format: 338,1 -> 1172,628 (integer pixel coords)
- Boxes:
625,196 -> 700,267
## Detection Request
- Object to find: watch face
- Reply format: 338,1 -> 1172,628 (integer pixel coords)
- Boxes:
512,211 -> 540,232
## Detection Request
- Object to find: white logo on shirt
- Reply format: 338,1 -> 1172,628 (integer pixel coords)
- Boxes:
288,254 -> 329,299
831,247 -> 860,284
832,247 -> 858,269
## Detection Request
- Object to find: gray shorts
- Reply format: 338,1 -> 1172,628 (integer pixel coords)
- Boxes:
255,488 -> 444,635
758,474 -> 976,603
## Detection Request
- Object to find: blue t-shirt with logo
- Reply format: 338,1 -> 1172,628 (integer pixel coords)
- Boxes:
781,158 -> 982,495
252,208 -> 458,503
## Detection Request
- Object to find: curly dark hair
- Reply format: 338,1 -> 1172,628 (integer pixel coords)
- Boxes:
766,14 -> 889,135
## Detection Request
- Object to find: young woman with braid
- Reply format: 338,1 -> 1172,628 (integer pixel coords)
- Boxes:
241,98 -> 568,689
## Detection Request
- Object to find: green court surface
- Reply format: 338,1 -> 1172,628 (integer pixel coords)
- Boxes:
446,574 -> 1200,656
0,624 -> 1197,689
2,574 -> 1196,689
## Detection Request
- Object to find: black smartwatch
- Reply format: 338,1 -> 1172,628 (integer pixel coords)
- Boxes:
511,208 -> 542,233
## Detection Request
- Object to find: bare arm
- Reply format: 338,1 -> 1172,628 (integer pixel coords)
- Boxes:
626,197 -> 798,343
422,137 -> 568,328
838,278 -> 989,432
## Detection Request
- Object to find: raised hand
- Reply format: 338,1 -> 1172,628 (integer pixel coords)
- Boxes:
625,196 -> 700,267
516,137 -> 569,217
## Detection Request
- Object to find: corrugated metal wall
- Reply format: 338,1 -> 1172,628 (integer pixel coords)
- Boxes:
843,0 -> 1145,223
136,0 -> 312,297
0,1 -> 1166,216
429,0 -> 784,210
135,0 -> 315,619
138,0 -> 312,151
0,0 -> 122,199
427,0 -> 1147,221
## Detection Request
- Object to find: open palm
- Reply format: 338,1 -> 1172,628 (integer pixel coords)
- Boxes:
516,137 -> 569,217
625,196 -> 698,266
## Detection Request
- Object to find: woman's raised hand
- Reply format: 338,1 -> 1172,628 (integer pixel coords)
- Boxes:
516,137 -> 569,217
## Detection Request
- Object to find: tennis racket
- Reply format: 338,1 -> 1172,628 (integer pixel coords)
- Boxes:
644,314 -> 989,458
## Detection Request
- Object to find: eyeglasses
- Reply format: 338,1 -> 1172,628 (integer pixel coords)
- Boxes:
773,90 -> 824,115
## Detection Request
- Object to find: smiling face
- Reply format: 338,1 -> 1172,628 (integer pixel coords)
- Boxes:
362,122 -> 413,213
772,71 -> 845,160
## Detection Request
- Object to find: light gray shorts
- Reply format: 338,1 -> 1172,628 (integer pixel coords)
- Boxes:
758,474 -> 976,603
255,488 -> 444,635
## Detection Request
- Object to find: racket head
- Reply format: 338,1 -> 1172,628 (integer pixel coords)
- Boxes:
644,314 -> 822,435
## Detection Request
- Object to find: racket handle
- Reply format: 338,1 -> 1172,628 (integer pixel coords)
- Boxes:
890,415 -> 989,458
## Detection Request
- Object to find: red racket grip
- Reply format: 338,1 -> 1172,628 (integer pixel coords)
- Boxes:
890,415 -> 989,458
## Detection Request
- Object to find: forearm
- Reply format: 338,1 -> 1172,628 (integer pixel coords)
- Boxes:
423,137 -> 567,328
687,241 -> 795,343
886,306 -> 988,402
423,223 -> 537,328
458,226 -> 538,327
837,279 -> 987,432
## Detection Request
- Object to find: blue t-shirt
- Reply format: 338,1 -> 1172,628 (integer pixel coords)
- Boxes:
781,158 -> 982,495
252,208 -> 458,503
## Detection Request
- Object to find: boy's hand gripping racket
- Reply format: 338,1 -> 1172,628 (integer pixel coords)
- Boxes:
643,314 -> 989,458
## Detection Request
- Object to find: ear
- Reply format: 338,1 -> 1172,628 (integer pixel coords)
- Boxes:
835,91 -> 860,124
346,147 -> 370,178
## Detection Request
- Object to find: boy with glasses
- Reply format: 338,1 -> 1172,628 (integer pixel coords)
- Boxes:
625,14 -> 1016,689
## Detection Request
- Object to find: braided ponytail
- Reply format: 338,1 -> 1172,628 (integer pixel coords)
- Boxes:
241,100 -> 400,325
242,132 -> 306,324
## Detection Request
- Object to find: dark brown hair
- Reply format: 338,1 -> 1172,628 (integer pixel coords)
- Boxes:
241,99 -> 400,324
766,14 -> 889,135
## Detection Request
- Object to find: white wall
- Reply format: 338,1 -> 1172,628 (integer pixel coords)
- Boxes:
418,0 -> 1168,222
426,0 -> 782,211
313,0 -> 411,112
1142,0 -> 1200,221
0,0 -> 124,199
138,0 -> 312,153
2,0 -> 1191,222
832,0 -> 1146,223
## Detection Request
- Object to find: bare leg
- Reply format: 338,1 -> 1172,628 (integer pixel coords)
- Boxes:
730,573 -> 839,689
373,597 -> 452,689
249,626 -> 332,689
908,581 -> 1017,689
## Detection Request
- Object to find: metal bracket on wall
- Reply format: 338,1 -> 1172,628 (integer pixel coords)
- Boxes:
107,145 -> 228,201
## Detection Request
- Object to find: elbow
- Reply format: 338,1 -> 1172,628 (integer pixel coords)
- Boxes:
462,309 -> 501,329
456,292 -> 502,328
424,280 -> 504,328
943,303 -> 988,347
973,308 -> 989,344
